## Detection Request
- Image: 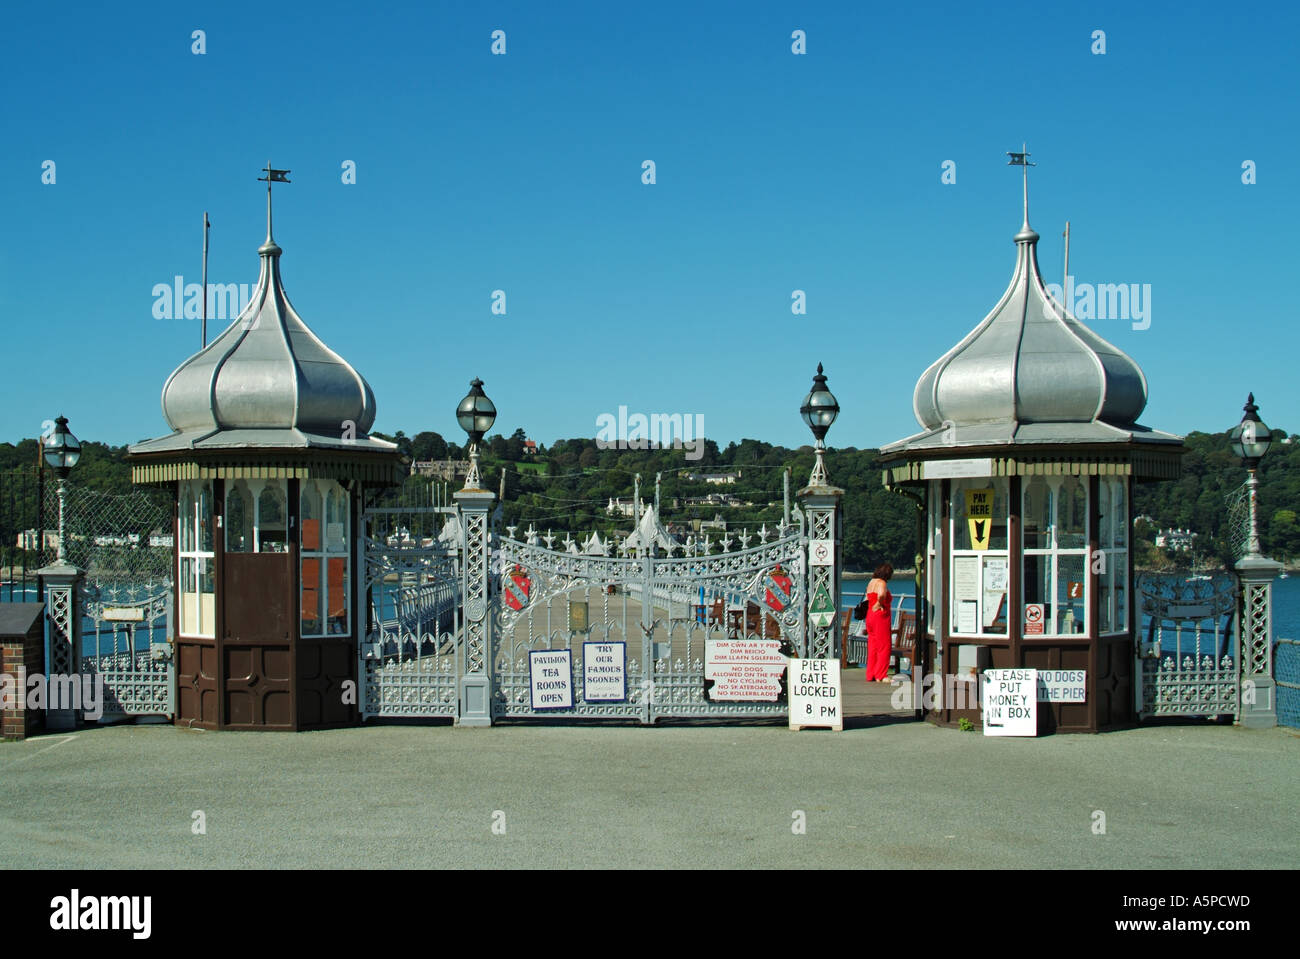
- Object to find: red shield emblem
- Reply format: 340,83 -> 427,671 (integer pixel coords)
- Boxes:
505,566 -> 531,611
764,565 -> 792,612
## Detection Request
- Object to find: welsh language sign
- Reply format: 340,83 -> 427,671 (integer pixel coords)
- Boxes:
583,642 -> 626,702
705,638 -> 786,701
982,668 -> 1037,736
529,649 -> 573,710
788,658 -> 842,731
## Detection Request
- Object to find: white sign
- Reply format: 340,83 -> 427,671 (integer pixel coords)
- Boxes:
982,668 -> 1037,736
922,458 -> 993,479
788,658 -> 842,731
705,638 -> 787,701
529,649 -> 573,710
1037,669 -> 1086,702
583,642 -> 626,702
956,600 -> 978,634
102,607 -> 145,622
809,539 -> 835,567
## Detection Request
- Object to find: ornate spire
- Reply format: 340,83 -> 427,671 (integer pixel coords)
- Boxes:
1007,144 -> 1036,240
256,163 -> 290,255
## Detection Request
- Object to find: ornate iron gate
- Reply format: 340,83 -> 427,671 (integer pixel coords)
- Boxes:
1135,574 -> 1239,720
81,582 -> 173,719
491,518 -> 807,722
359,504 -> 462,718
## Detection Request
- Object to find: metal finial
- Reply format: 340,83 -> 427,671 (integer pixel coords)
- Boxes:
1007,144 -> 1035,228
257,162 -> 291,244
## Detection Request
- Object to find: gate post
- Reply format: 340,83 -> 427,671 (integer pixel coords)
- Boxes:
455,486 -> 496,726
796,364 -> 843,661
37,561 -> 84,730
1236,554 -> 1281,728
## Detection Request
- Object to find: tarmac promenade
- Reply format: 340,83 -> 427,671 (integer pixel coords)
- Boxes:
1,673 -> 1295,870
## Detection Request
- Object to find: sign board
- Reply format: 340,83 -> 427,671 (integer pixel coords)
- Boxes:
956,600 -> 978,634
1037,669 -> 1086,702
705,638 -> 787,701
982,668 -> 1037,736
568,601 -> 588,633
922,458 -> 993,479
102,607 -> 145,622
965,488 -> 994,550
809,584 -> 835,628
583,642 -> 626,702
1024,603 -> 1045,635
788,658 -> 842,731
1067,581 -> 1083,599
809,539 -> 835,567
529,649 -> 573,710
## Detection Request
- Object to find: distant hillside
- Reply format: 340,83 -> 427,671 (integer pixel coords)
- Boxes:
2,424 -> 1295,572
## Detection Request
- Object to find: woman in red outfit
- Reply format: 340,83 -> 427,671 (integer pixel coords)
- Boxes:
864,562 -> 893,682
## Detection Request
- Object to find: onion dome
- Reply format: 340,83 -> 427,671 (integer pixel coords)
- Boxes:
129,183 -> 399,480
160,230 -> 375,439
913,220 -> 1148,433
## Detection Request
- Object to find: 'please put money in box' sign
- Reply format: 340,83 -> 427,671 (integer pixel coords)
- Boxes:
982,668 -> 1037,736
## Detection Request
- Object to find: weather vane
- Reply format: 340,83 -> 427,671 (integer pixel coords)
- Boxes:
257,162 -> 291,241
1007,144 -> 1035,225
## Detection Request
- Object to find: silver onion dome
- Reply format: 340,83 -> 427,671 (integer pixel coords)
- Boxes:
913,220 -> 1148,433
158,227 -> 377,440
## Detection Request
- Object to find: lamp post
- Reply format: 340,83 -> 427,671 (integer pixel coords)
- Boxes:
456,377 -> 496,491
38,415 -> 83,730
800,363 -> 840,487
453,379 -> 497,726
1230,393 -> 1279,729
42,415 -> 81,565
1229,393 -> 1271,558
797,365 -> 844,662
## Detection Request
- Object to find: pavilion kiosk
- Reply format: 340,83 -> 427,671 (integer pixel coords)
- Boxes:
127,211 -> 402,730
879,206 -> 1183,733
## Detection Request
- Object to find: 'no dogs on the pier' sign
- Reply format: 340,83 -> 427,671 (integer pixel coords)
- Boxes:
982,668 -> 1037,736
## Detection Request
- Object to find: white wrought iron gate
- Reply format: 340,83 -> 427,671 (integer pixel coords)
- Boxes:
1135,574 -> 1240,720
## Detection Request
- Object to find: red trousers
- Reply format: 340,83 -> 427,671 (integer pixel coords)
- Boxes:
865,635 -> 891,681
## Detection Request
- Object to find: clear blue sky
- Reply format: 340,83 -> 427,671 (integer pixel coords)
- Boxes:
3,0 -> 1296,452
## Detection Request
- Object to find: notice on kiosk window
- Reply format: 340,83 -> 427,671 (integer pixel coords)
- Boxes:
529,649 -> 573,710
705,638 -> 786,701
982,668 -> 1037,736
788,658 -> 842,731
583,642 -> 626,702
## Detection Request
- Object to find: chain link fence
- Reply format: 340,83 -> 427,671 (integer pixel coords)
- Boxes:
1277,638 -> 1299,729
43,483 -> 173,588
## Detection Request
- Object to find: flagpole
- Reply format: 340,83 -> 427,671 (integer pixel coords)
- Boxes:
1063,220 -> 1070,297
201,211 -> 210,348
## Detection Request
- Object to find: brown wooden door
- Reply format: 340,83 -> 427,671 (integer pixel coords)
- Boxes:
222,553 -> 294,729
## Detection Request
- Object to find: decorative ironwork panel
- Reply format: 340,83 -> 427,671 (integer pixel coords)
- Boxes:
1135,574 -> 1239,719
1242,582 -> 1272,677
360,504 -> 462,719
490,521 -> 806,722
81,580 -> 173,718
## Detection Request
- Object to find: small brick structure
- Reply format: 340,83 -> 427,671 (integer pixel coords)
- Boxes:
1,603 -> 47,740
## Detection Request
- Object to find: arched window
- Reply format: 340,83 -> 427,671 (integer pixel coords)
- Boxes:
226,481 -> 252,553
257,482 -> 287,553
948,478 -> 1009,636
300,479 -> 350,636
178,479 -> 215,637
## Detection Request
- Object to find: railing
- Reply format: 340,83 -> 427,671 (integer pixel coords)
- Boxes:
1277,638 -> 1299,729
